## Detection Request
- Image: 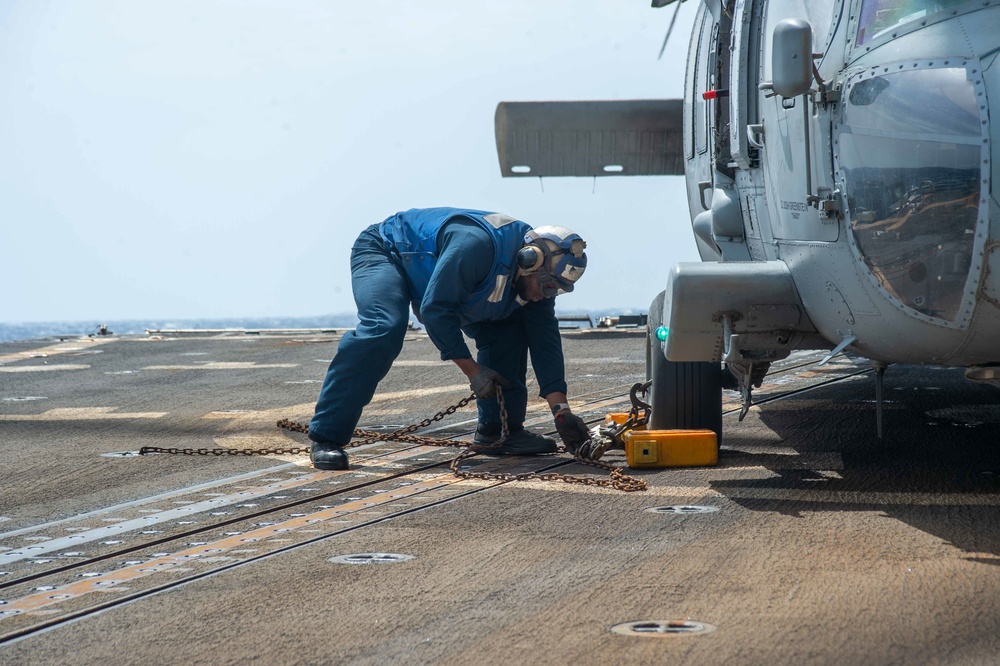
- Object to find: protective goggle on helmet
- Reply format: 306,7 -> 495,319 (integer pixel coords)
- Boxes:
515,225 -> 588,297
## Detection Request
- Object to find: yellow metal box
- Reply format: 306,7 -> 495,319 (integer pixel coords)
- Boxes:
623,429 -> 718,468
604,413 -> 646,430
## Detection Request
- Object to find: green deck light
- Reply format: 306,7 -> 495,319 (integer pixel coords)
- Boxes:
655,326 -> 669,341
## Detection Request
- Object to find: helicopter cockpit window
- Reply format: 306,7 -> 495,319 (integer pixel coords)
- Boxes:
838,67 -> 982,322
855,0 -> 968,46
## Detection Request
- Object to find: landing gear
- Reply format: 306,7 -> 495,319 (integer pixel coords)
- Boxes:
872,360 -> 888,439
645,291 -> 723,443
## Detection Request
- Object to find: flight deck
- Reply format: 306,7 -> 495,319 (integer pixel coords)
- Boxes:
1,329 -> 999,665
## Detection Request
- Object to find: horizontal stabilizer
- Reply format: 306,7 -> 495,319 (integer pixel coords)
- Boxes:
495,100 -> 684,178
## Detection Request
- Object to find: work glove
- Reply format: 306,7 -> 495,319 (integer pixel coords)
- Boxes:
469,366 -> 508,399
554,411 -> 590,454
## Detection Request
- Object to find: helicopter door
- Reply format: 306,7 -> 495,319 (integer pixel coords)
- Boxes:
759,0 -> 842,243
730,0 -> 763,173
729,0 -> 769,255
683,3 -> 714,221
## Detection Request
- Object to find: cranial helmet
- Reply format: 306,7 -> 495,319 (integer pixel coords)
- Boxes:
516,225 -> 588,293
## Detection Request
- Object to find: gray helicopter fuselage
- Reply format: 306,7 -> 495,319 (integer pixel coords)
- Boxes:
683,0 -> 1000,368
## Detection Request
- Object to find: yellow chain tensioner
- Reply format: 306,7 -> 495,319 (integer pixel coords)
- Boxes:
594,380 -> 718,468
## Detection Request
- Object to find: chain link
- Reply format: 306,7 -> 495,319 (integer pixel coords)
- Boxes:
576,380 -> 652,461
139,386 -> 647,493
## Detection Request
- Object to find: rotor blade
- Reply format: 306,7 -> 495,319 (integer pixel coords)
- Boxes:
657,0 -> 684,60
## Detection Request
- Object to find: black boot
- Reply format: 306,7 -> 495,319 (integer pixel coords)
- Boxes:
310,439 -> 348,470
471,425 -> 557,455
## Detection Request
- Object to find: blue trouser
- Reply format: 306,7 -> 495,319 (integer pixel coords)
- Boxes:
463,314 -> 530,431
310,225 -> 529,444
310,226 -> 411,444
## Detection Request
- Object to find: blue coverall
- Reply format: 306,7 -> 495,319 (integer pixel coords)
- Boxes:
309,211 -> 567,446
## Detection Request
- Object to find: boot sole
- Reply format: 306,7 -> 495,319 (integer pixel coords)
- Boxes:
312,460 -> 349,470
311,451 -> 349,470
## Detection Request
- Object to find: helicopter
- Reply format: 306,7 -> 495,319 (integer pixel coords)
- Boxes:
494,0 -> 1000,440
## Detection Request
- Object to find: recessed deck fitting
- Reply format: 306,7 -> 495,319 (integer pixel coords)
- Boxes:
645,505 -> 719,515
611,620 -> 716,637
101,451 -> 144,458
328,553 -> 415,565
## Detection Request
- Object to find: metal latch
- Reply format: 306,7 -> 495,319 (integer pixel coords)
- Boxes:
577,381 -> 651,460
807,188 -> 842,219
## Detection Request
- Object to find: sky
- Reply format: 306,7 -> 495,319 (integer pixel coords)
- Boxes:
1,0 -> 700,324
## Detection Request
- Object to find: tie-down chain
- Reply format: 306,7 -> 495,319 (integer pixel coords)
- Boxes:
139,384 -> 649,493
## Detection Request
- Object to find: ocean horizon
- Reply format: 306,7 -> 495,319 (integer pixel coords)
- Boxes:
0,308 -> 646,343
0,314 -> 363,343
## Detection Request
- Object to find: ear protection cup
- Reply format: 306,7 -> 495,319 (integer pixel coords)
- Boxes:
516,245 -> 545,272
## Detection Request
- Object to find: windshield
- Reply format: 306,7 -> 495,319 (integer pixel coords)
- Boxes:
855,0 -> 969,45
838,67 -> 983,323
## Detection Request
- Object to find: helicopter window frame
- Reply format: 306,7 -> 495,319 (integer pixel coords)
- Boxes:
834,61 -> 990,329
850,0 -> 978,51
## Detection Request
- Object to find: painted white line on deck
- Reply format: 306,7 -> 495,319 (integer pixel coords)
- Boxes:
0,337 -> 117,366
368,384 -> 471,402
0,384 -> 532,540
565,358 -> 644,365
361,408 -> 408,417
459,478 -> 1000,507
0,471 -> 328,564
142,362 -> 298,370
0,364 -> 90,373
0,420 -> 464,541
198,389 -> 468,427
0,472 -> 464,617
0,465 -> 305,540
0,407 -> 168,421
0,446 -> 445,565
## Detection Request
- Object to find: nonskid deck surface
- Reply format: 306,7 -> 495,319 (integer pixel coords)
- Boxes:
1,331 -> 998,664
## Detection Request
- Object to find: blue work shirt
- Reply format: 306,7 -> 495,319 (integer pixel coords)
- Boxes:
421,219 -> 567,398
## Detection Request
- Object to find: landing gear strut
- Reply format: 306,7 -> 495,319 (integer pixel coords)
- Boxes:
724,361 -> 769,421
872,360 -> 888,439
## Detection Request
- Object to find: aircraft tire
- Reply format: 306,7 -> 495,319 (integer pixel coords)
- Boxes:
646,291 -> 723,443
